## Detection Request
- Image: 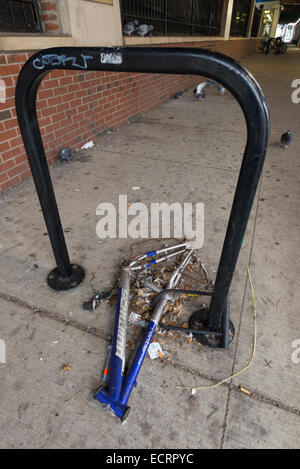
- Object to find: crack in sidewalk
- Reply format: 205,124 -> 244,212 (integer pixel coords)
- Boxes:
0,290 -> 107,341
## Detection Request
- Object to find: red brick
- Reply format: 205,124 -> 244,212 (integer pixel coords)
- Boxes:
45,23 -> 59,31
41,107 -> 57,117
43,122 -> 59,134
14,154 -> 27,165
0,129 -> 18,141
0,172 -> 8,184
49,70 -> 64,79
69,98 -> 82,109
56,103 -> 71,114
9,136 -> 24,149
77,104 -> 89,114
75,90 -> 86,99
0,142 -> 10,155
1,145 -> 22,161
63,92 -> 76,102
60,77 -> 73,86
55,87 -> 68,96
6,54 -> 27,64
19,168 -> 31,179
41,1 -> 57,11
3,98 -> 15,110
4,87 -> 16,100
0,64 -> 21,77
36,100 -> 50,112
67,84 -> 80,93
1,77 -> 13,87
38,117 -> 52,128
47,96 -> 63,107
43,79 -> 59,89
0,158 -> 15,173
51,111 -> 65,122
8,162 -> 27,177
0,176 -> 20,192
38,89 -> 54,100
40,13 -> 57,21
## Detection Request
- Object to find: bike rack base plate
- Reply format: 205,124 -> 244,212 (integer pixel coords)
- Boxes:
189,307 -> 235,348
47,264 -> 85,291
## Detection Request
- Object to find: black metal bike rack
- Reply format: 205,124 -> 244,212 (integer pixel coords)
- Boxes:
15,47 -> 269,347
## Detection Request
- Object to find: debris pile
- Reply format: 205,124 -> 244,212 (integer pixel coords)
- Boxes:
84,240 -> 214,359
127,248 -> 212,354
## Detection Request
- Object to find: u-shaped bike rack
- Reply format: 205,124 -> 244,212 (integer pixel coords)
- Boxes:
16,46 -> 269,343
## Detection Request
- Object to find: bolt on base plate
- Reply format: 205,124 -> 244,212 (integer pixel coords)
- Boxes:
47,264 -> 85,291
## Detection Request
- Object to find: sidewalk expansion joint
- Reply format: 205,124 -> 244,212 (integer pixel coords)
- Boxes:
0,290 -> 107,341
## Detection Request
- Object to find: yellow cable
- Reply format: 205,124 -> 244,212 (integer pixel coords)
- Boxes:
176,264 -> 257,391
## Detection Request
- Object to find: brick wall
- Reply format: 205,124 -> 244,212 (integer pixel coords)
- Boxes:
0,39 -> 259,192
39,0 -> 61,33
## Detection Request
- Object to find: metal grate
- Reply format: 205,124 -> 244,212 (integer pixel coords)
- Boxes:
0,0 -> 42,33
251,5 -> 262,38
120,0 -> 224,37
230,0 -> 252,37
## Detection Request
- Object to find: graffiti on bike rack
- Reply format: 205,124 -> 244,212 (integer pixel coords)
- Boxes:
100,51 -> 123,65
33,54 -> 94,70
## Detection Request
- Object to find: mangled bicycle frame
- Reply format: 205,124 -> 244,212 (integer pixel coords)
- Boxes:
16,46 -> 269,420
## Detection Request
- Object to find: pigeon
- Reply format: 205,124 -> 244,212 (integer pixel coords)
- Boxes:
218,84 -> 226,96
193,80 -> 214,99
136,24 -> 154,37
173,90 -> 187,99
123,20 -> 139,36
59,147 -> 72,163
280,130 -> 294,150
196,91 -> 206,101
194,81 -> 208,96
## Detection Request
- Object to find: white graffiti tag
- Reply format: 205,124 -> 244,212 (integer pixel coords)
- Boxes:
100,52 -> 123,65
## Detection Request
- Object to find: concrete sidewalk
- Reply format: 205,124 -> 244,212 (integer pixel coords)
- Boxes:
0,50 -> 299,449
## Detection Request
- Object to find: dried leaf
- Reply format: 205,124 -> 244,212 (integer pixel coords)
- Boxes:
162,272 -> 171,282
62,362 -> 71,372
